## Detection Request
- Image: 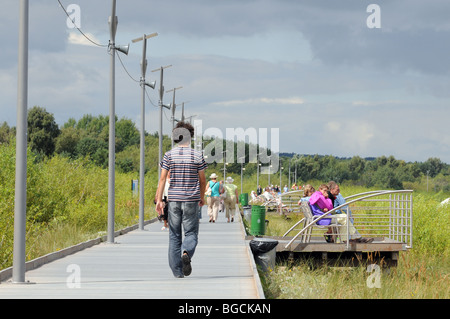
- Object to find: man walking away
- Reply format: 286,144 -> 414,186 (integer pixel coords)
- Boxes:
156,122 -> 207,278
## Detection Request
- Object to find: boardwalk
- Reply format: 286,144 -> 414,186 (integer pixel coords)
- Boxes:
0,208 -> 264,299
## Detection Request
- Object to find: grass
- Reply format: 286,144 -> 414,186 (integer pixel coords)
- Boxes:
1,147 -> 448,298
261,251 -> 449,299
0,150 -> 159,271
255,184 -> 450,299
28,222 -> 96,256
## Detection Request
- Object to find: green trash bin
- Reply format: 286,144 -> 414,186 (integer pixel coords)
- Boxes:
239,193 -> 248,206
250,205 -> 266,236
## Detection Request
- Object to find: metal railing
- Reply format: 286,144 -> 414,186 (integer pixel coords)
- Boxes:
271,190 -> 303,214
252,190 -> 303,213
282,190 -> 413,250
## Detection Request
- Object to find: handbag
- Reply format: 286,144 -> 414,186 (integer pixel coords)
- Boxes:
205,181 -> 217,197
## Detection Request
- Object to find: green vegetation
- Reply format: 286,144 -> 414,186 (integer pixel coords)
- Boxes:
0,140 -> 158,270
1,107 -> 449,299
261,252 -> 449,299
259,184 -> 450,299
2,107 -> 449,192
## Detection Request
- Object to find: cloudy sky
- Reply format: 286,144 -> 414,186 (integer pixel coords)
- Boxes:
1,0 -> 449,163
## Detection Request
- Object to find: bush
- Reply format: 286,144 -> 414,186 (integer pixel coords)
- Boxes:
0,141 -> 158,271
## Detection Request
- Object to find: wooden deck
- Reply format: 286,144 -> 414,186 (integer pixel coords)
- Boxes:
246,235 -> 405,267
260,236 -> 406,253
0,207 -> 264,299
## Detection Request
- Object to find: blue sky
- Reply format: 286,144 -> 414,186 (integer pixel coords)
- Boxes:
1,0 -> 449,163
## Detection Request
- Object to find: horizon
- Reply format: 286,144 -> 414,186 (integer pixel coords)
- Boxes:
3,111 -> 447,166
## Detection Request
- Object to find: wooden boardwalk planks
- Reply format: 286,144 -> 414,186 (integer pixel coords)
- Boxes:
0,208 -> 263,299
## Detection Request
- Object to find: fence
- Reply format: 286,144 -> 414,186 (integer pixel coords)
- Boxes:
280,190 -> 413,250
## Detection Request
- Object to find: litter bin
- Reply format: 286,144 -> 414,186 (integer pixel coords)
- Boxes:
239,193 -> 249,206
243,205 -> 252,223
250,205 -> 266,236
249,238 -> 278,272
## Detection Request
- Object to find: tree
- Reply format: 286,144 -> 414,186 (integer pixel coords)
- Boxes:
421,157 -> 444,178
348,156 -> 365,179
0,122 -> 15,144
116,118 -> 140,152
55,127 -> 80,158
373,166 -> 403,189
27,106 -> 60,157
76,137 -> 108,167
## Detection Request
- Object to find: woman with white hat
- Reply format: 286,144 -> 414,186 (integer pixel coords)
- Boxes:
223,176 -> 239,222
205,173 -> 221,222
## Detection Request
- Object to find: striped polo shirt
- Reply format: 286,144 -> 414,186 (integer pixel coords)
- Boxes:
160,146 -> 207,202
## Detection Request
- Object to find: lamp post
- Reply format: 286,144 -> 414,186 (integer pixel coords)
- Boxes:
12,0 -> 28,284
107,0 -> 129,244
179,101 -> 190,122
268,164 -> 272,186
279,164 -> 284,190
288,158 -> 292,188
152,65 -> 172,180
295,162 -> 297,185
131,32 -> 157,231
266,155 -> 272,187
166,86 -> 183,148
222,150 -> 227,181
239,156 -> 246,194
256,152 -> 264,189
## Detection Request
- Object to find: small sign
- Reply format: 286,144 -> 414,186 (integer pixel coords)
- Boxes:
131,179 -> 138,197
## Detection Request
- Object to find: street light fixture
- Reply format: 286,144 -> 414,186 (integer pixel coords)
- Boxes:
107,0 -> 130,244
152,65 -> 172,180
184,114 -> 197,124
131,32 -> 158,231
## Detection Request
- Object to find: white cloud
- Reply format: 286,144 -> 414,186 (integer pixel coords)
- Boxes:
67,32 -> 102,47
325,120 -> 375,156
351,100 -> 405,107
1,0 -> 450,164
211,97 -> 305,107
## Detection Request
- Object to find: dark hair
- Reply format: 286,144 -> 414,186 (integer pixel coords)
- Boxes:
172,121 -> 194,144
328,180 -> 338,190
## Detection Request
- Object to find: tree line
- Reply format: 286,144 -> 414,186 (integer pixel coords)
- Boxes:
278,154 -> 449,191
1,106 -> 167,173
1,106 -> 449,191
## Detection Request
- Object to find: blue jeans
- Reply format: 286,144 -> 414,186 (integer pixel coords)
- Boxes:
168,201 -> 200,277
